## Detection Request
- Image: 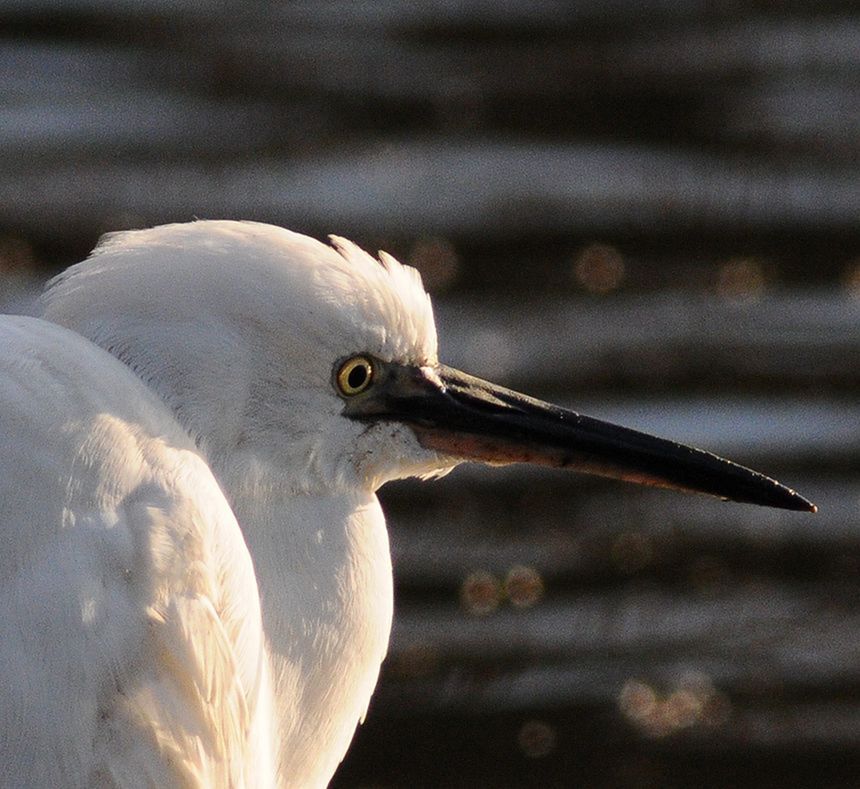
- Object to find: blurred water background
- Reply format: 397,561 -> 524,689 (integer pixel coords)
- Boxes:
2,2 -> 859,786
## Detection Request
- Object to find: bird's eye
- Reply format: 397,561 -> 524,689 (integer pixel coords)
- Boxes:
336,356 -> 374,396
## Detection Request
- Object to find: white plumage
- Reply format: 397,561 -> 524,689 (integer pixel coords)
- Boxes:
0,316 -> 273,786
0,220 -> 813,788
2,222 -> 451,787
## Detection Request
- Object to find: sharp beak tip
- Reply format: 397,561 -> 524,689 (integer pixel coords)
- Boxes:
760,482 -> 817,514
789,495 -> 818,514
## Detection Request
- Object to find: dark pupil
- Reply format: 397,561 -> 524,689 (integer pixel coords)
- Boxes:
347,364 -> 368,390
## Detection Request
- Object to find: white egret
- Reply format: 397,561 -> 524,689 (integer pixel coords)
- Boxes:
0,221 -> 814,787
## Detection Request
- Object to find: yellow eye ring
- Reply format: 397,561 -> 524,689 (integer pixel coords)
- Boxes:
336,355 -> 374,396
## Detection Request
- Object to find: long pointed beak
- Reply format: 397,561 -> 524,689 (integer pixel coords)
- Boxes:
344,362 -> 816,512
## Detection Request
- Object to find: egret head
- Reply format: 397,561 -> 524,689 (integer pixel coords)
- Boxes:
43,220 -> 814,511
42,221 -> 457,492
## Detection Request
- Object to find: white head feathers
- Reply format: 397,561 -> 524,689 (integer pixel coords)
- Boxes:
42,221 -> 443,490
44,221 -> 437,369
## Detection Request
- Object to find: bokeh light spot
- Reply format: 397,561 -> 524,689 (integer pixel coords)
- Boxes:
572,243 -> 625,294
664,688 -> 702,730
618,679 -> 658,725
392,642 -> 439,679
618,673 -> 731,738
408,236 -> 460,292
504,565 -> 544,608
715,257 -> 767,301
842,259 -> 860,299
517,719 -> 557,759
460,569 -> 502,615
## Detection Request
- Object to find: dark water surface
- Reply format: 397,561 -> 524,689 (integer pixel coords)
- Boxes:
1,3 -> 858,786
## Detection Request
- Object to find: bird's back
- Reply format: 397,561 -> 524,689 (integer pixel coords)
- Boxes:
0,316 -> 273,787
